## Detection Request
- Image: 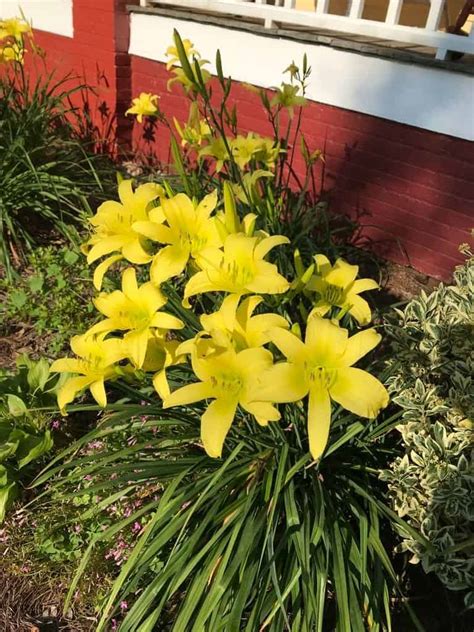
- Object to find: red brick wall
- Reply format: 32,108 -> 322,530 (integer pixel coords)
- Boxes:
131,58 -> 473,280
7,1 -> 473,280
24,0 -> 136,152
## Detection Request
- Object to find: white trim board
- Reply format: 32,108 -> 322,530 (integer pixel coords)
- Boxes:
129,12 -> 474,141
0,1 -> 73,38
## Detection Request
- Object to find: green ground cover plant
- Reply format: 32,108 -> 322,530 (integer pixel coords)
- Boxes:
382,246 -> 474,609
0,356 -> 61,520
0,245 -> 104,356
25,32 -> 429,632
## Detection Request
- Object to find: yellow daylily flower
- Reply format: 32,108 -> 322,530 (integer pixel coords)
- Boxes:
270,83 -> 307,118
184,232 -> 290,303
134,191 -> 222,286
198,138 -> 229,172
201,294 -> 289,350
259,316 -> 389,460
125,93 -> 159,124
50,333 -> 127,412
163,347 -> 280,458
89,268 -> 184,368
0,42 -> 24,64
141,332 -> 185,399
230,134 -> 280,170
307,255 -> 379,325
82,180 -> 164,289
166,38 -> 200,70
0,18 -> 31,41
174,106 -> 211,147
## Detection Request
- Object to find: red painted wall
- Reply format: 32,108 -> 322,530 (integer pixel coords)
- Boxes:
131,57 -> 473,279
7,1 -> 473,280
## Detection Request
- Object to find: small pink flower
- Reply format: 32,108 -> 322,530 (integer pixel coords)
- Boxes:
132,521 -> 142,533
51,419 -> 61,430
120,600 -> 128,611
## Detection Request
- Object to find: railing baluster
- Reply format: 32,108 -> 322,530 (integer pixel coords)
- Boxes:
426,0 -> 445,31
316,0 -> 330,14
144,0 -> 474,58
348,0 -> 365,20
385,0 -> 403,26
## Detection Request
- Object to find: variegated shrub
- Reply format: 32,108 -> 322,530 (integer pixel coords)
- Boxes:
382,249 -> 474,607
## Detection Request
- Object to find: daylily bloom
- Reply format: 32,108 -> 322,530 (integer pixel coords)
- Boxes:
174,102 -> 211,148
270,83 -> 307,118
89,268 -> 183,368
82,180 -> 164,289
0,42 -> 24,64
125,93 -> 159,123
230,134 -> 280,170
184,233 -> 290,303
306,255 -> 379,325
0,18 -> 31,41
260,316 -> 389,459
163,347 -> 280,458
166,38 -> 200,70
188,294 -> 288,352
133,191 -> 222,286
141,332 -> 184,399
198,138 -> 229,172
50,334 -> 127,412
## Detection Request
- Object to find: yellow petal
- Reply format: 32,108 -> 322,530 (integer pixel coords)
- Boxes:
329,368 -> 389,418
254,235 -> 289,260
339,329 -> 381,368
308,302 -> 331,318
313,254 -> 332,276
351,278 -> 379,294
122,239 -> 152,265
150,313 -> 184,330
133,221 -> 173,244
125,329 -> 151,368
163,381 -> 215,408
153,369 -> 170,399
307,384 -> 331,460
325,259 -> 358,288
268,328 -> 307,364
184,270 -> 221,303
305,315 -> 348,366
93,255 -> 122,290
201,398 -> 238,458
122,267 -> 139,297
241,401 -> 281,425
57,376 -> 92,411
162,193 -> 195,229
196,190 -> 218,221
87,236 -> 126,264
118,179 -> 135,206
256,362 -> 308,403
247,262 -> 289,294
150,245 -> 189,285
89,379 -> 107,408
50,358 -> 84,374
347,295 -> 372,326
245,313 -> 289,347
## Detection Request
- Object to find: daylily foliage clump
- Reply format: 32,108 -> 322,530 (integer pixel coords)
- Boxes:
52,35 -> 388,462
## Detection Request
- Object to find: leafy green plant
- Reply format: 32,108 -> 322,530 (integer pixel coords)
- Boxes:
0,245 -> 103,355
25,32 -> 429,632
382,248 -> 474,608
0,355 -> 61,521
0,29 -> 116,279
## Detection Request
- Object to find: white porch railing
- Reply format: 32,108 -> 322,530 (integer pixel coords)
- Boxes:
140,0 -> 474,60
